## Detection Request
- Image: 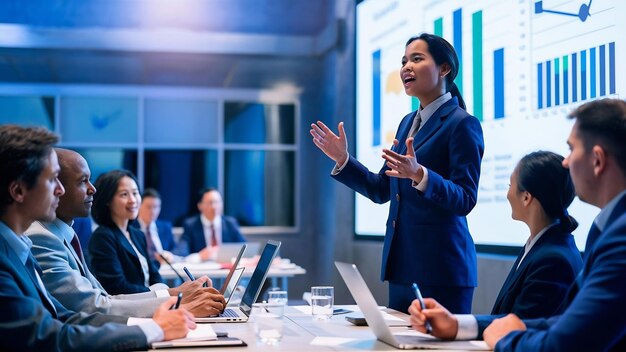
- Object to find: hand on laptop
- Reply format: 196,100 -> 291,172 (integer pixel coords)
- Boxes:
408,298 -> 458,340
181,286 -> 226,317
153,296 -> 196,340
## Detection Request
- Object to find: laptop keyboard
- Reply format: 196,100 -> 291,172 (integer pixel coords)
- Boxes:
219,308 -> 239,317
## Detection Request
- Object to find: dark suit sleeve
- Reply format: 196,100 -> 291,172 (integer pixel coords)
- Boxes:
422,114 -> 483,216
0,268 -> 148,352
224,217 -> 246,243
495,222 -> 626,351
88,227 -> 151,294
332,155 -> 391,204
157,221 -> 175,251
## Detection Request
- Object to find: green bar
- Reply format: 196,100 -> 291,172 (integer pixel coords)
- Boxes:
563,55 -> 568,70
472,10 -> 483,121
434,17 -> 443,36
412,97 -> 420,111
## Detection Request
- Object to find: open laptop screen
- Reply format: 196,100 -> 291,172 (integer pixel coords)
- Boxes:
239,240 -> 281,315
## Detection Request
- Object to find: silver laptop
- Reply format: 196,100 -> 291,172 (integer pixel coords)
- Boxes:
215,242 -> 260,263
335,262 -> 489,350
218,244 -> 247,295
196,240 -> 281,323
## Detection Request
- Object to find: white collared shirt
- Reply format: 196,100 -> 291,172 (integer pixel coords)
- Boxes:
137,218 -> 164,253
200,214 -> 222,247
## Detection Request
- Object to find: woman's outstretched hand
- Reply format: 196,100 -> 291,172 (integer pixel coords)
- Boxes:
310,121 -> 349,166
382,137 -> 424,183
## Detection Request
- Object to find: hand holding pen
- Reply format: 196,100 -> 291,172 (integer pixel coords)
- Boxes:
170,292 -> 183,310
412,283 -> 432,334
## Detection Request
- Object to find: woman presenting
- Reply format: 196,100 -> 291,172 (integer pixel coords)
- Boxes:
311,33 -> 484,313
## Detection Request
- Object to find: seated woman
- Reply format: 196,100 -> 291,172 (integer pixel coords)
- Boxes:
88,170 -> 164,294
489,150 -> 582,318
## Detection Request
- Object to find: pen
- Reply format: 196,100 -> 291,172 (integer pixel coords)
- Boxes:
159,253 -> 186,282
183,266 -> 208,287
171,292 -> 183,310
183,266 -> 195,281
412,283 -> 432,334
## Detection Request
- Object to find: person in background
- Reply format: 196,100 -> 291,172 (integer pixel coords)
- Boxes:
410,98 -> 626,351
135,188 -> 178,267
179,187 -> 245,263
311,33 -> 484,313
27,149 -> 225,318
88,170 -> 166,294
0,125 -> 193,351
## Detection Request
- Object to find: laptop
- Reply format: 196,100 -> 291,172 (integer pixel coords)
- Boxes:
335,262 -> 490,350
219,244 -> 247,295
195,240 -> 281,323
215,242 -> 260,263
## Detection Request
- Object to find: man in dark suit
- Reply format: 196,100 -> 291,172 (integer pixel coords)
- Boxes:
409,98 -> 626,351
180,188 -> 245,263
136,188 -> 177,267
0,125 -> 194,351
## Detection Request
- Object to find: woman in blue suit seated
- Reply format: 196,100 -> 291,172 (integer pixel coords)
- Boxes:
311,33 -> 484,313
490,150 -> 582,318
88,170 -> 165,295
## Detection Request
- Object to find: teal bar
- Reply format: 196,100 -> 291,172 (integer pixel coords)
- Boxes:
472,10 -> 483,121
434,17 -> 443,36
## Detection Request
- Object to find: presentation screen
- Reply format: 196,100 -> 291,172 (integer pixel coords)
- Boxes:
355,0 -> 624,250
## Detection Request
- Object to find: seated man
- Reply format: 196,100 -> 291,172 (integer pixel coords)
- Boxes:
135,188 -> 178,267
0,125 -> 194,351
180,188 -> 245,262
409,99 -> 626,351
27,148 -> 225,318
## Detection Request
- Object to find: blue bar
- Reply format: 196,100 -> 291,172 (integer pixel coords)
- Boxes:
546,60 -> 551,108
494,48 -> 504,118
581,50 -> 587,100
563,56 -> 569,104
572,52 -> 578,102
589,47 -> 596,98
609,42 -> 615,94
372,49 -> 381,146
538,62 -> 543,109
554,57 -> 560,106
453,8 -> 463,95
599,45 -> 606,96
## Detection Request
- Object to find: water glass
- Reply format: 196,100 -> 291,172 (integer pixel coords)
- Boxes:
311,286 -> 334,320
249,302 -> 284,345
268,290 -> 288,306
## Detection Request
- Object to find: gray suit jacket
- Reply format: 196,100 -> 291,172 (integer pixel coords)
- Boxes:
26,220 -> 168,318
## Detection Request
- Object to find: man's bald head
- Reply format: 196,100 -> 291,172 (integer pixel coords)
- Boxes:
54,148 -> 96,224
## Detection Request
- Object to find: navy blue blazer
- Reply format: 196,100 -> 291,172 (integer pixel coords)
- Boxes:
490,226 -> 582,319
482,194 -> 626,351
180,215 -> 245,255
0,229 -> 147,351
88,224 -> 163,295
155,220 -> 175,252
333,97 -> 484,287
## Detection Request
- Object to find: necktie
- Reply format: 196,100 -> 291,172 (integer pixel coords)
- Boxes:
210,223 -> 218,247
408,112 -> 422,138
145,226 -> 157,259
70,233 -> 85,264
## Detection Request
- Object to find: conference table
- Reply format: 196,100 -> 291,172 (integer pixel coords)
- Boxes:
159,259 -> 306,291
148,305 -> 488,351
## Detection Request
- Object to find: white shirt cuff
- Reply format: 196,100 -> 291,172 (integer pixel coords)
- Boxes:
155,289 -> 171,298
331,155 -> 350,175
127,317 -> 164,343
455,314 -> 479,340
411,166 -> 429,191
185,253 -> 201,264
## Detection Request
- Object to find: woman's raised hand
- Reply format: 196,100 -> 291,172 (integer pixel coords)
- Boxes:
310,121 -> 349,166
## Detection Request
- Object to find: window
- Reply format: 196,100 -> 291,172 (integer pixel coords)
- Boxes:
0,87 -> 299,233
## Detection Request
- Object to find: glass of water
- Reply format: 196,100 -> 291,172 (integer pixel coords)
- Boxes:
268,290 -> 288,306
249,302 -> 284,345
311,286 -> 334,320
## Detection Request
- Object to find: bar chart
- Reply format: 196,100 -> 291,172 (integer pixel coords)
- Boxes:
536,42 -> 616,109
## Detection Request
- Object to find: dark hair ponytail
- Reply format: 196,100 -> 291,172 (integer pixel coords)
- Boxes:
406,33 -> 466,110
516,151 -> 578,233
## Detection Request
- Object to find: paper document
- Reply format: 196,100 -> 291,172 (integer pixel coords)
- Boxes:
171,323 -> 217,342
